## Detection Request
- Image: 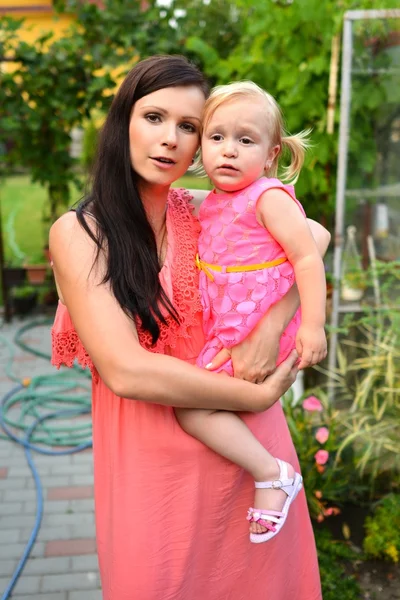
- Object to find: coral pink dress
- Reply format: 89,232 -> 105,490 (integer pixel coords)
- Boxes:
51,188 -> 321,600
197,177 -> 304,373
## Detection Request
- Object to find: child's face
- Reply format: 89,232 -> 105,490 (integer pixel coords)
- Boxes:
201,97 -> 278,193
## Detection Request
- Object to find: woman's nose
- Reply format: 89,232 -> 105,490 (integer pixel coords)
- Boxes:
162,125 -> 177,148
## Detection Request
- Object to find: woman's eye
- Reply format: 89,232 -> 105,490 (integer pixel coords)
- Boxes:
180,122 -> 196,133
145,114 -> 161,123
240,137 -> 253,145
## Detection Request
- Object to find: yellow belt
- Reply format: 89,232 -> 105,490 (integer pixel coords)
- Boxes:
195,253 -> 287,282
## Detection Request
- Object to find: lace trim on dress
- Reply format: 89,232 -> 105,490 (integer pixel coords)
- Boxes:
51,187 -> 202,374
137,188 -> 203,354
51,327 -> 99,381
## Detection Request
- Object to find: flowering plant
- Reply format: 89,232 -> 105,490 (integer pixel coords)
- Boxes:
282,388 -> 364,521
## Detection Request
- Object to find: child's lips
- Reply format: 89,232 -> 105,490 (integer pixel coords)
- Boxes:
217,164 -> 239,172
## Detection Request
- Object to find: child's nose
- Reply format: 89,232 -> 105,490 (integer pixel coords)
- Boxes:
223,142 -> 238,158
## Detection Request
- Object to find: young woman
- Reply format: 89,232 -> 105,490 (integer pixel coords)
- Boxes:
50,55 -> 329,600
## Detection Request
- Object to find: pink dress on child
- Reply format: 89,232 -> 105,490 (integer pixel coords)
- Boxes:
51,188 -> 321,600
197,177 -> 304,373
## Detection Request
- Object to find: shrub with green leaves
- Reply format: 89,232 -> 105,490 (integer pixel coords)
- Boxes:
364,494 -> 400,563
315,529 -> 361,600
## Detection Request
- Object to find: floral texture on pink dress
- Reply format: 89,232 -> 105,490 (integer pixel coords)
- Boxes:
197,177 -> 305,374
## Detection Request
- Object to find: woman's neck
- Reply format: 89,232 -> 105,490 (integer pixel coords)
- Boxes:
140,182 -> 170,237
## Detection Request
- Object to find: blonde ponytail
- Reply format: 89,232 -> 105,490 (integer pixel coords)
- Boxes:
278,129 -> 312,184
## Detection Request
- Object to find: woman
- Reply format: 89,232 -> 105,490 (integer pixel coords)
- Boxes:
51,55 -> 330,599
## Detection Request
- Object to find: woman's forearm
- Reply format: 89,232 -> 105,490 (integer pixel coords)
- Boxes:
108,348 -> 285,412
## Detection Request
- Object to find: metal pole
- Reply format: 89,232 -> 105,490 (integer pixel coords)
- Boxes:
328,14 -> 353,401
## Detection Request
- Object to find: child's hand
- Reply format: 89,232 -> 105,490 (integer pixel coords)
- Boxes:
295,325 -> 327,370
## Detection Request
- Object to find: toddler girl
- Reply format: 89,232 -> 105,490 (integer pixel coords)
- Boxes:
175,82 -> 327,543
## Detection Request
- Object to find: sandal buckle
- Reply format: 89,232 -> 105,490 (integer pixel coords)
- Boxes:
271,479 -> 283,489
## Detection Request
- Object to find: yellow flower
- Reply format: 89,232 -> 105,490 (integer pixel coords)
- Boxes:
386,545 -> 399,563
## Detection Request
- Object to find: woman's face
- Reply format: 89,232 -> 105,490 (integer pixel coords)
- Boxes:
129,86 -> 205,189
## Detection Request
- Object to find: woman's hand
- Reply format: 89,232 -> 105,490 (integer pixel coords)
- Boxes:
256,350 -> 299,411
205,319 -> 282,384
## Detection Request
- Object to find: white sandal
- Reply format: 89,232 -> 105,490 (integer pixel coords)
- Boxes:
246,458 -> 303,544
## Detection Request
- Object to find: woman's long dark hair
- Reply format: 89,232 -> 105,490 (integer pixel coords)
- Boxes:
77,55 -> 209,344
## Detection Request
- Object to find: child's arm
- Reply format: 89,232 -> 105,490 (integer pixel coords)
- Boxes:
256,189 -> 327,370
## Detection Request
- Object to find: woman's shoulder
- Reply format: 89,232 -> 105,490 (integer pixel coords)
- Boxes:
50,210 -> 99,263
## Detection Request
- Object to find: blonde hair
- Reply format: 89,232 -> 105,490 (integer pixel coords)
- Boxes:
201,81 -> 311,184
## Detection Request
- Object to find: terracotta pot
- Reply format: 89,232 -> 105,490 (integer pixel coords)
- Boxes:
25,264 -> 48,285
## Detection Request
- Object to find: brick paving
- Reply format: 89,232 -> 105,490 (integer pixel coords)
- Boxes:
0,315 -> 101,599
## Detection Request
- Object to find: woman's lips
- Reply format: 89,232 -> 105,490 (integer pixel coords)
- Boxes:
151,157 -> 177,170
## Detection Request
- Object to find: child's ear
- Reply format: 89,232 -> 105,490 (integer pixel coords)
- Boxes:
265,145 -> 280,171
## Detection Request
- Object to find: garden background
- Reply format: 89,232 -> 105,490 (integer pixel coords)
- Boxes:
1,1 -> 400,598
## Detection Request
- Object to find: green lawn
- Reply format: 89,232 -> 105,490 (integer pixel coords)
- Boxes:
0,173 -> 211,266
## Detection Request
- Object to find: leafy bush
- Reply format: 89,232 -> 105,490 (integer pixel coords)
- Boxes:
315,529 -> 361,600
364,494 -> 400,563
81,119 -> 99,172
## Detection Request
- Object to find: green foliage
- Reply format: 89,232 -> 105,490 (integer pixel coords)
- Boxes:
10,284 -> 37,299
81,119 -> 99,172
0,16 -> 114,225
183,0 -> 400,223
315,529 -> 361,600
318,261 -> 400,489
364,494 -> 400,563
282,389 -> 363,520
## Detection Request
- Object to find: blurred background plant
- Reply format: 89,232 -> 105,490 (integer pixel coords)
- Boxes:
317,260 -> 400,493
282,389 -> 364,521
363,494 -> 400,563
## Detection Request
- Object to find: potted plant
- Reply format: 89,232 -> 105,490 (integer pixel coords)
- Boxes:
24,261 -> 48,285
341,226 -> 366,302
341,269 -> 367,302
10,284 -> 38,316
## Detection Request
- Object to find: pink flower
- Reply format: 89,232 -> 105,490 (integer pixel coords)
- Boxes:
302,396 -> 323,412
314,450 -> 329,465
315,427 -> 329,444
324,507 -> 341,517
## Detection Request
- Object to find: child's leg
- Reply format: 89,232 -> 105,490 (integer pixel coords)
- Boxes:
174,406 -> 295,535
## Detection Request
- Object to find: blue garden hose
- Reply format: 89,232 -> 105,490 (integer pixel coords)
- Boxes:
0,319 -> 93,599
